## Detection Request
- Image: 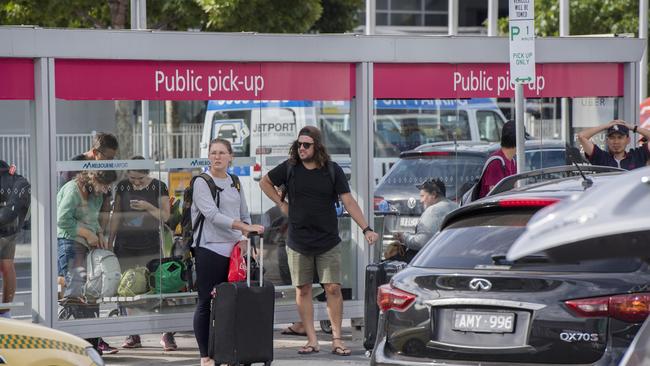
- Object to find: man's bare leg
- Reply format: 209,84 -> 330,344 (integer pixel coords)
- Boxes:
296,284 -> 319,351
324,283 -> 349,355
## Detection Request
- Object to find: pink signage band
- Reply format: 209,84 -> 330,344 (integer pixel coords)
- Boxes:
0,59 -> 34,100
374,63 -> 624,99
55,60 -> 355,101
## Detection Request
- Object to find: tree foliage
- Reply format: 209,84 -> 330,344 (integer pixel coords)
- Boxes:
0,0 -> 363,33
195,0 -> 322,33
311,0 -> 363,33
497,0 -> 648,97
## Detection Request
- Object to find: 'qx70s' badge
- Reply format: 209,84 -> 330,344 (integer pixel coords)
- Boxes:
407,197 -> 417,209
468,278 -> 492,291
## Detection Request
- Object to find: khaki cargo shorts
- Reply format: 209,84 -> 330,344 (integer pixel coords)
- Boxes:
286,244 -> 341,287
0,234 -> 17,260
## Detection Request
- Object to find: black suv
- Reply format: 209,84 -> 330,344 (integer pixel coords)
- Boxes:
371,167 -> 650,366
373,140 -> 568,232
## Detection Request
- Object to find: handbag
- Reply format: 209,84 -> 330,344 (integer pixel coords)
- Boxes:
227,243 -> 262,283
227,245 -> 247,282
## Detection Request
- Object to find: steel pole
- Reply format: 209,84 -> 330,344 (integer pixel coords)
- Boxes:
448,0 -> 458,36
366,0 -> 376,36
560,0 -> 570,143
488,0 -> 499,37
131,0 -> 149,158
516,84 -> 526,174
640,0 -> 648,102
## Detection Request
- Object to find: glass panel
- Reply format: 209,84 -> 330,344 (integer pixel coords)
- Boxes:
391,13 -> 422,26
377,0 -> 389,9
249,100 -> 358,304
377,12 -> 389,25
392,0 -> 421,11
55,99 -> 165,326
0,100 -> 34,320
425,0 -> 447,11
571,97 -> 621,151
425,14 -> 447,26
476,110 -> 503,142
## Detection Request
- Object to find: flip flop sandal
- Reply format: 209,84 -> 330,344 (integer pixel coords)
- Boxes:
281,326 -> 307,336
331,346 -> 351,356
297,345 -> 320,354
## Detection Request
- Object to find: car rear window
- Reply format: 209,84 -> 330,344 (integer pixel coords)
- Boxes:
379,155 -> 485,199
526,149 -> 567,170
412,211 -> 642,273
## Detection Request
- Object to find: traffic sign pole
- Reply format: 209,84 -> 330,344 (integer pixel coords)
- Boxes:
509,0 -> 535,174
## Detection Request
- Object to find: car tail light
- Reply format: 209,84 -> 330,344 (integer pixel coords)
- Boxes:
377,284 -> 416,312
565,293 -> 650,323
497,198 -> 560,207
253,163 -> 262,173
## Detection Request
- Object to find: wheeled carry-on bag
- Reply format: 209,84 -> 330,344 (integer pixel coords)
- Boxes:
208,233 -> 275,366
363,260 -> 407,350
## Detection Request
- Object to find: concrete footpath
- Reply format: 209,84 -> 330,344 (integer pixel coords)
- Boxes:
103,323 -> 371,366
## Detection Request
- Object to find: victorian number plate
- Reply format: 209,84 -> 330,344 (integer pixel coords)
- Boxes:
452,311 -> 515,333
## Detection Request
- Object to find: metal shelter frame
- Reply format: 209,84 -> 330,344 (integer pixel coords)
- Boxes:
0,27 -> 645,337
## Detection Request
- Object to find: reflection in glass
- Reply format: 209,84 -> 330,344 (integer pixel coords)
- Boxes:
0,100 -> 34,320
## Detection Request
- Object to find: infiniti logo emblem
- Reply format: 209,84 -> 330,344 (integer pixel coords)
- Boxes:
407,197 -> 417,209
468,278 -> 492,291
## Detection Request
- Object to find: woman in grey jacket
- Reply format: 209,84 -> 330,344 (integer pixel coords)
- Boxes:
192,138 -> 264,366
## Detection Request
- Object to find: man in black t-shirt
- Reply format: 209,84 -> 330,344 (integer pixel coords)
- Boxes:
260,126 -> 379,356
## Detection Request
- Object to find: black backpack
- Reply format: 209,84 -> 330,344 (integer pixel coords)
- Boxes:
0,172 -> 30,236
280,160 -> 340,208
180,172 -> 241,251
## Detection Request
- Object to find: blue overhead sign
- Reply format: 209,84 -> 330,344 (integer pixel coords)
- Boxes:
207,100 -> 313,110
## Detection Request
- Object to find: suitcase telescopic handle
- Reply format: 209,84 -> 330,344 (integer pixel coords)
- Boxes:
245,232 -> 263,287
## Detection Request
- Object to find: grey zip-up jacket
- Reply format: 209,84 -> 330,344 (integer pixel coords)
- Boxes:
404,199 -> 457,251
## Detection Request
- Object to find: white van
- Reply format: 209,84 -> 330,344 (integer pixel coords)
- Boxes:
201,98 -> 507,221
200,100 -> 316,222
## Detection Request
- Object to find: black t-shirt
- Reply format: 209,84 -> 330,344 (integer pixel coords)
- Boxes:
268,160 -> 350,255
114,178 -> 169,254
587,144 -> 650,170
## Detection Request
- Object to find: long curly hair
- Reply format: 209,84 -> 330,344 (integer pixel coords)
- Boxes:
288,126 -> 330,168
76,170 -> 117,195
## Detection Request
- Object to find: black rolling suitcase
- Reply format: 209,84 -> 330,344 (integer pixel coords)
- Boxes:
363,260 -> 407,350
208,233 -> 275,366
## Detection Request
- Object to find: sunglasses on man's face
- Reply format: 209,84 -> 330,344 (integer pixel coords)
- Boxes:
298,142 -> 313,149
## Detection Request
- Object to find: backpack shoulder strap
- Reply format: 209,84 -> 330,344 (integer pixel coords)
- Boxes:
327,161 -> 336,186
481,155 -> 506,176
197,173 -> 219,200
228,173 -> 241,193
327,161 -> 341,207
284,162 -> 295,202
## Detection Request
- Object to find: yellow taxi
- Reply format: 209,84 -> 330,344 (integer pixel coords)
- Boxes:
0,318 -> 104,366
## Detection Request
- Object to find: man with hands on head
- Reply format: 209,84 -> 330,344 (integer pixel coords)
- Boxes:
260,126 -> 379,357
577,120 -> 650,170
